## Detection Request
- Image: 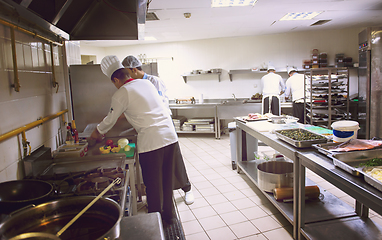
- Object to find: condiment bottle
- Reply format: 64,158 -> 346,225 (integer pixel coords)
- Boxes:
71,120 -> 79,143
65,126 -> 74,145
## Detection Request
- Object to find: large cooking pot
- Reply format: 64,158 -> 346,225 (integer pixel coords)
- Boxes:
257,161 -> 293,192
0,180 -> 53,214
0,196 -> 122,240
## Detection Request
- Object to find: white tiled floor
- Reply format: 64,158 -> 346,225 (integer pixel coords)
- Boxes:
139,133 -> 382,239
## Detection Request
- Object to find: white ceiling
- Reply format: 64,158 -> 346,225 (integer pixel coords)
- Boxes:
80,0 -> 382,48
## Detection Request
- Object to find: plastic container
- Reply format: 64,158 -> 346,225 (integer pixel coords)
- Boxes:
52,142 -> 89,158
331,120 -> 360,143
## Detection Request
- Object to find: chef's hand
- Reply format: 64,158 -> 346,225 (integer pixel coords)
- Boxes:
90,129 -> 105,143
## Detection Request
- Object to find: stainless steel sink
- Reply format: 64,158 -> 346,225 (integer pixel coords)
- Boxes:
220,98 -> 247,105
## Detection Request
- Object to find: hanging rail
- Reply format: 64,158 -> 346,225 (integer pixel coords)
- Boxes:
0,18 -> 63,46
0,109 -> 68,143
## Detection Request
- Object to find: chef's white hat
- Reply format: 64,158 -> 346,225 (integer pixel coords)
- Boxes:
267,65 -> 275,71
287,67 -> 298,74
122,55 -> 142,68
100,55 -> 124,80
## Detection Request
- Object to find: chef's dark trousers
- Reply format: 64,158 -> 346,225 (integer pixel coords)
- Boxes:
173,145 -> 191,193
263,96 -> 280,115
139,142 -> 179,223
293,102 -> 305,123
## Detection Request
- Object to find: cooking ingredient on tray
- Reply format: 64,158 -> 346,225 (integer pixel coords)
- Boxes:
99,145 -> 111,154
117,138 -> 129,148
248,113 -> 265,120
370,169 -> 382,182
329,139 -> 382,152
111,145 -> 121,153
358,158 -> 382,167
106,139 -> 114,146
277,129 -> 326,141
251,93 -> 263,100
124,145 -> 131,151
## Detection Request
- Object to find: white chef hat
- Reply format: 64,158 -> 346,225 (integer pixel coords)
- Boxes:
287,67 -> 298,74
100,55 -> 124,80
267,65 -> 275,71
122,55 -> 142,68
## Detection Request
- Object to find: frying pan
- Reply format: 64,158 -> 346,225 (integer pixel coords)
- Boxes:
0,179 -> 53,214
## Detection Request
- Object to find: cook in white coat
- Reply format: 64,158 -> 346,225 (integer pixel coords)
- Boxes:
122,55 -> 194,205
260,65 -> 285,115
285,67 -> 305,123
90,55 -> 179,225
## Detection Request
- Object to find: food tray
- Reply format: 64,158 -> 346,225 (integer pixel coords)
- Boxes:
313,143 -> 382,176
275,128 -> 328,148
363,167 -> 382,192
238,116 -> 268,122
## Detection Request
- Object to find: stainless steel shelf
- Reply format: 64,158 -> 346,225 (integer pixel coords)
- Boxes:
181,73 -> 221,83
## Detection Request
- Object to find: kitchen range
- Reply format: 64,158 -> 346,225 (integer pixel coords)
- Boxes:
0,135 -> 167,240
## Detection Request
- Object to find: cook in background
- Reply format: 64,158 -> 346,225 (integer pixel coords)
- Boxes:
284,67 -> 305,123
90,55 -> 179,225
260,65 -> 285,115
122,55 -> 194,205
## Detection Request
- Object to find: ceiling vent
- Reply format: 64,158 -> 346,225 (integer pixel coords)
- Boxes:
146,12 -> 159,21
311,20 -> 332,26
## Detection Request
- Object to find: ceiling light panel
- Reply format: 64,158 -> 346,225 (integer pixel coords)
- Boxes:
280,12 -> 322,21
211,0 -> 258,8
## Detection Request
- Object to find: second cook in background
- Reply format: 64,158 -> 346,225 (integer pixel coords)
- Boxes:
284,67 -> 305,123
260,65 -> 285,115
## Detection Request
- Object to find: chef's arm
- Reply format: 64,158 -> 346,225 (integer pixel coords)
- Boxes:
95,97 -> 126,136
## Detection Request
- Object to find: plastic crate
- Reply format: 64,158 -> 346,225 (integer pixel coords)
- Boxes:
52,142 -> 88,158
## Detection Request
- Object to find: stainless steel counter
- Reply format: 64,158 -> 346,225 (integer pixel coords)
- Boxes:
170,99 -> 293,139
119,212 -> 165,240
235,119 -> 382,240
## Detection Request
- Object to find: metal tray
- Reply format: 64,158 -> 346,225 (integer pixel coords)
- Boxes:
275,128 -> 328,148
313,143 -> 382,176
363,167 -> 382,192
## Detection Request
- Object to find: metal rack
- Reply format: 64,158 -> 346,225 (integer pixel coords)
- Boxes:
304,67 -> 350,128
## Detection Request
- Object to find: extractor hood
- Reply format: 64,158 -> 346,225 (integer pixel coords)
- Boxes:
0,0 -> 147,41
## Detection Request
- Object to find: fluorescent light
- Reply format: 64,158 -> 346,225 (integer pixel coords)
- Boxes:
144,36 -> 157,41
279,12 -> 322,21
211,0 -> 258,8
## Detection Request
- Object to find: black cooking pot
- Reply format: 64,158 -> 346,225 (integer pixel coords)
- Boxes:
0,179 -> 53,214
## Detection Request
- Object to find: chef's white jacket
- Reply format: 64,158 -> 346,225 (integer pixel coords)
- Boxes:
261,72 -> 285,96
97,80 -> 177,153
285,73 -> 305,102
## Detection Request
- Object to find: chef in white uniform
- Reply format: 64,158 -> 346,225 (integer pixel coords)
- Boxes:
260,65 -> 285,115
122,55 -> 194,205
285,67 -> 305,123
90,55 -> 179,225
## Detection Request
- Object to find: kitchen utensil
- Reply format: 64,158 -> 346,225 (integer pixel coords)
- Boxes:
56,177 -> 121,237
257,161 -> 293,192
275,128 -> 328,148
0,196 -> 122,240
0,180 -> 53,214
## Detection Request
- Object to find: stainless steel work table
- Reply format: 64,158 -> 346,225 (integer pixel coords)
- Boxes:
235,119 -> 382,240
297,151 -> 382,240
119,212 -> 165,240
170,103 -> 220,138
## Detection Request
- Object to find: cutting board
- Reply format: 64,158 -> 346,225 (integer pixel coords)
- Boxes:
246,121 -> 278,132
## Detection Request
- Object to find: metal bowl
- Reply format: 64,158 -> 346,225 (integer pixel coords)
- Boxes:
257,161 -> 293,192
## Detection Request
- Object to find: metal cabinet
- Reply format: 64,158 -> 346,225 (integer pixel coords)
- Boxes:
304,67 -> 350,128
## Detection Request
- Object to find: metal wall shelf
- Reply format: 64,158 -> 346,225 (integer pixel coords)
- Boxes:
228,68 -> 305,81
181,73 -> 221,83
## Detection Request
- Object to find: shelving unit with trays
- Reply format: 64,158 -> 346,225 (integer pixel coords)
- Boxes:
304,67 -> 350,128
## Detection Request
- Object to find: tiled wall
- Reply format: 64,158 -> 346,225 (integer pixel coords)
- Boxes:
0,23 -> 80,181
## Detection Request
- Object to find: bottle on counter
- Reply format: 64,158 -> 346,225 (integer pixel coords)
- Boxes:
71,120 -> 79,143
65,126 -> 74,145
